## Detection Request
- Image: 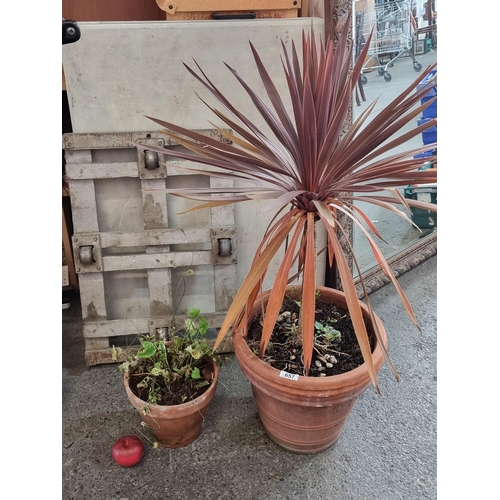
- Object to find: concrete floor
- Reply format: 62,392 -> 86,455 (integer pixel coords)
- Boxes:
62,254 -> 437,500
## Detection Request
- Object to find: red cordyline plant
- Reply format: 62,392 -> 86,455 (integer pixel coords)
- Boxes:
138,21 -> 437,391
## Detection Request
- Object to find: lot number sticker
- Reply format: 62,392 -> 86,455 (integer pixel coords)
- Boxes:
279,370 -> 299,381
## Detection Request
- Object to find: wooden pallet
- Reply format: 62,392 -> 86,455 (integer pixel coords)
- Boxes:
156,0 -> 301,20
63,130 -> 237,365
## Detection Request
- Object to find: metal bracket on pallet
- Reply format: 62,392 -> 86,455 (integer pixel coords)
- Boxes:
211,228 -> 237,265
72,233 -> 103,273
148,318 -> 172,337
136,137 -> 167,179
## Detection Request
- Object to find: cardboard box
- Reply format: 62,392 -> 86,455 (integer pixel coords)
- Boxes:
414,39 -> 426,55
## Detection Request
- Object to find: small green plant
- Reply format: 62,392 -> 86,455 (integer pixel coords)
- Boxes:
112,308 -> 216,406
314,321 -> 341,342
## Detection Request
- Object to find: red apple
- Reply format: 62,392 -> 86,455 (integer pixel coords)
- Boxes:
112,435 -> 144,467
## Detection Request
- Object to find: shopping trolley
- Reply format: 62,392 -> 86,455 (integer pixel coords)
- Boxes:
359,0 -> 422,83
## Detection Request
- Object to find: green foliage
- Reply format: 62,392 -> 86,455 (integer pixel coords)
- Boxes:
113,308 -> 215,405
314,321 -> 341,341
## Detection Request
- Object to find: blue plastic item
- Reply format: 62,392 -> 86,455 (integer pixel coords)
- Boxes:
414,150 -> 436,171
421,89 -> 437,119
417,118 -> 437,145
414,151 -> 434,159
418,70 -> 437,118
422,128 -> 436,144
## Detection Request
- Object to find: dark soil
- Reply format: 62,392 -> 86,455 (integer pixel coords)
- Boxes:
128,362 -> 214,406
246,296 -> 375,377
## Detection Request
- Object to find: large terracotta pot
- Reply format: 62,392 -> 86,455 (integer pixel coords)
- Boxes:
124,361 -> 219,448
233,286 -> 387,454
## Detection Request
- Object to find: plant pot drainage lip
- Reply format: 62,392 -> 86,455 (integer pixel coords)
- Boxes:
124,362 -> 219,412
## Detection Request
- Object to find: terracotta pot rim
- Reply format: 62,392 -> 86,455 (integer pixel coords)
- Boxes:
124,360 -> 219,414
233,285 -> 387,392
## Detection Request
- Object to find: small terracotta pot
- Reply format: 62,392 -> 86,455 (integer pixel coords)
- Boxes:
124,361 -> 219,448
233,286 -> 387,454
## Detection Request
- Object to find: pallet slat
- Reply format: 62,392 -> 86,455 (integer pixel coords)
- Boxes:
102,251 -> 214,271
100,228 -> 211,247
82,312 -> 227,338
66,162 -> 138,179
